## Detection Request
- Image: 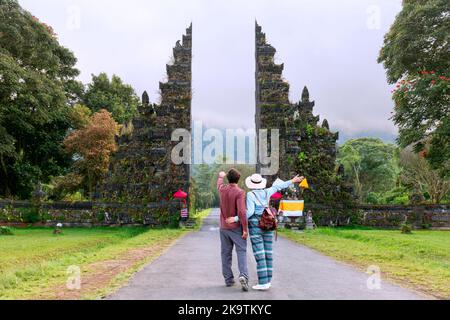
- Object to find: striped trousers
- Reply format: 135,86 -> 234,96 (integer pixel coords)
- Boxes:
248,216 -> 274,285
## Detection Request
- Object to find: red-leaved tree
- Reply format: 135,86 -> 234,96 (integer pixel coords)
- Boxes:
64,109 -> 119,195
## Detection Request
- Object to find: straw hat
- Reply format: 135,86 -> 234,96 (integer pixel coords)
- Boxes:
245,174 -> 267,189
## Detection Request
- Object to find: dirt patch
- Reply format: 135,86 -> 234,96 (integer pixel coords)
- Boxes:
41,238 -> 178,300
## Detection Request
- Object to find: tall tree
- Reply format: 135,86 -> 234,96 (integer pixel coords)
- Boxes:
191,164 -> 216,209
64,110 -> 119,196
0,0 -> 82,198
378,0 -> 449,170
400,147 -> 450,204
338,138 -> 399,202
83,73 -> 139,124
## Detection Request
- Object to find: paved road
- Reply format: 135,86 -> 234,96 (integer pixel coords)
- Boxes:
109,209 -> 426,300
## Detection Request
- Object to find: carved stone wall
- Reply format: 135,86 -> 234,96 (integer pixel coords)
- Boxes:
255,22 -> 351,204
99,25 -> 192,204
0,199 -> 180,227
306,203 -> 450,229
3,200 -> 448,230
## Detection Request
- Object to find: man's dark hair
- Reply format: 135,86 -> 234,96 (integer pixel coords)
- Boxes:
227,169 -> 241,184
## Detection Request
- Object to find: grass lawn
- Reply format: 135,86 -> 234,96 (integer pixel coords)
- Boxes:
0,227 -> 186,300
280,227 -> 450,299
192,208 -> 212,230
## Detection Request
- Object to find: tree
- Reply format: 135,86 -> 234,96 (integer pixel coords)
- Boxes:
400,147 -> 450,203
68,104 -> 92,130
378,0 -> 450,169
338,138 -> 399,202
338,143 -> 363,198
83,73 -> 139,124
64,110 -> 119,196
0,0 -> 82,198
50,172 -> 84,200
191,162 -> 256,209
191,164 -> 216,209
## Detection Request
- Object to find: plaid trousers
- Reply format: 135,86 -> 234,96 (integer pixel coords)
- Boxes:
248,215 -> 274,285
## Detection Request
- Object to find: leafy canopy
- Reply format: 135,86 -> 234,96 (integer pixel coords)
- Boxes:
378,0 -> 449,170
83,73 -> 139,124
64,109 -> 119,195
400,147 -> 450,204
0,0 -> 81,198
338,138 -> 399,202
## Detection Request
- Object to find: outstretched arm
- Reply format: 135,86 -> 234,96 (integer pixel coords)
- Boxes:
217,171 -> 226,191
266,175 -> 305,197
266,180 -> 293,198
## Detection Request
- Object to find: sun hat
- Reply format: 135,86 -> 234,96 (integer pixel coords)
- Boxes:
245,173 -> 267,189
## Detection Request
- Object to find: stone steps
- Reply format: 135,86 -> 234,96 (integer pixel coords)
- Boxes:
180,218 -> 197,229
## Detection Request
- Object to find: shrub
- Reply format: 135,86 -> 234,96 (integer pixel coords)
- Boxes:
365,188 -> 410,205
0,226 -> 13,236
401,223 -> 413,234
96,211 -> 106,223
40,211 -> 52,222
62,191 -> 86,202
0,208 -> 8,222
19,208 -> 41,223
366,192 -> 381,204
421,223 -> 432,230
154,208 -> 180,228
0,205 -> 15,222
50,173 -> 84,200
383,187 -> 410,205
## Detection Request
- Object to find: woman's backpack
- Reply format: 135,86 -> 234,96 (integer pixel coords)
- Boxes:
252,191 -> 279,239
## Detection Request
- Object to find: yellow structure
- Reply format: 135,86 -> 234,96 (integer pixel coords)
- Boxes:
279,200 -> 304,217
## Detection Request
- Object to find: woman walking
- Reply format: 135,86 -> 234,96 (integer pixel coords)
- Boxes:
244,173 -> 304,291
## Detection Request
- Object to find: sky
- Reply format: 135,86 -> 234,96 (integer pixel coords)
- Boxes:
19,0 -> 402,142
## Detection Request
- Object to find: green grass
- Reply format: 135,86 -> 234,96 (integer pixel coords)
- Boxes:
280,227 -> 450,299
191,208 -> 212,230
0,227 -> 185,300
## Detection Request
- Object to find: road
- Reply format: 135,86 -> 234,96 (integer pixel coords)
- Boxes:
109,209 -> 426,300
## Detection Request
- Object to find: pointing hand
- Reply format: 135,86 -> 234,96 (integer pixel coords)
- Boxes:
292,175 -> 305,184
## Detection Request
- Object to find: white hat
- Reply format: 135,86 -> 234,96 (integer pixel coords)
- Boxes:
245,174 -> 267,190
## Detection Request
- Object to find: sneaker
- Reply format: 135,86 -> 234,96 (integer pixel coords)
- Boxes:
239,276 -> 249,292
226,280 -> 235,287
252,283 -> 271,291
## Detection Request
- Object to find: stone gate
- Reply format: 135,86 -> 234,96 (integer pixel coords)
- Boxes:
98,22 -> 348,213
99,24 -> 192,205
255,22 -> 346,204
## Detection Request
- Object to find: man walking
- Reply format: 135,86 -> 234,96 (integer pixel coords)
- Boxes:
217,169 -> 249,291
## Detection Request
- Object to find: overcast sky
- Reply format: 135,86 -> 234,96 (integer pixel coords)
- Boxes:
19,0 -> 402,142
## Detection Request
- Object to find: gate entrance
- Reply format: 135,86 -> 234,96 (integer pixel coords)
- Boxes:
100,22 -> 344,209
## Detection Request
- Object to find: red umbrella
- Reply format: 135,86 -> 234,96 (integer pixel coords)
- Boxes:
173,189 -> 188,199
271,192 -> 283,200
